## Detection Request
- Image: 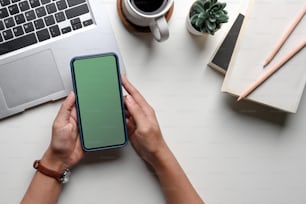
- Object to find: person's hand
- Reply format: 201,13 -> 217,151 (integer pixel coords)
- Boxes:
41,92 -> 84,171
121,75 -> 167,166
122,76 -> 205,204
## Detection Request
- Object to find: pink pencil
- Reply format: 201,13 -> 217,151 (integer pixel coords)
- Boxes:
238,38 -> 306,101
263,4 -> 306,67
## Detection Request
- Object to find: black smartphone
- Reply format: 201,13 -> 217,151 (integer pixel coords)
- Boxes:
70,53 -> 128,151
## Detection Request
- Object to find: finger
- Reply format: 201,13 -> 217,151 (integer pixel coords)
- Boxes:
71,106 -> 78,123
121,75 -> 152,112
125,109 -> 131,119
121,75 -> 147,104
55,92 -> 75,123
126,118 -> 136,136
126,112 -> 135,128
71,136 -> 85,166
124,94 -> 147,126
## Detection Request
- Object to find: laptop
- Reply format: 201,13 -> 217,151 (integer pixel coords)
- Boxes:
0,0 -> 125,119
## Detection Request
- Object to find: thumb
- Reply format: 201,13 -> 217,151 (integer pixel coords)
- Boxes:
55,92 -> 76,123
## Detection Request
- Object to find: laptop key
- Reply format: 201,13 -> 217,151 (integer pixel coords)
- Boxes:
23,22 -> 34,33
0,33 -> 3,42
56,0 -> 67,10
19,1 -> 31,11
0,0 -> 11,7
61,26 -> 71,34
0,20 -> 4,30
13,25 -> 24,37
70,17 -> 80,25
83,19 -> 93,27
25,10 -> 36,21
72,22 -> 82,30
14,13 -> 26,24
67,0 -> 86,7
34,18 -> 45,29
55,11 -> 65,22
49,24 -> 60,37
44,15 -> 55,26
46,3 -> 57,14
0,33 -> 37,55
35,6 -> 47,17
3,29 -> 14,40
41,0 -> 51,4
0,8 -> 9,19
29,0 -> 40,8
8,4 -> 20,15
65,4 -> 89,19
4,17 -> 15,28
36,28 -> 50,41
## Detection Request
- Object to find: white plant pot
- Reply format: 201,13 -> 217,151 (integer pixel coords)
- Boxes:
186,14 -> 208,36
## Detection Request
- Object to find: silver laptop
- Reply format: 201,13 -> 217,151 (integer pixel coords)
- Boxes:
0,0 -> 125,119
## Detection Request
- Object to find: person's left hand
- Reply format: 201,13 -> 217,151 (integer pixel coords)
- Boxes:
41,92 -> 84,171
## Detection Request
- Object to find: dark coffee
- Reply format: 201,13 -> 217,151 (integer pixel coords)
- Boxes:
131,0 -> 166,13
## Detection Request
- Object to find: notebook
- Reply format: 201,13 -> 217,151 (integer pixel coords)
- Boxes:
0,0 -> 125,119
208,0 -> 250,74
208,13 -> 244,74
221,0 -> 306,113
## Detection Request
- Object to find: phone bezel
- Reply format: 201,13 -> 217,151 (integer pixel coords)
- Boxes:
70,53 -> 128,151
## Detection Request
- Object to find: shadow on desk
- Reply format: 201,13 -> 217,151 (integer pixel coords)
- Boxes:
223,95 -> 288,126
80,148 -> 125,165
187,33 -> 209,50
77,145 -> 157,177
78,146 -> 154,168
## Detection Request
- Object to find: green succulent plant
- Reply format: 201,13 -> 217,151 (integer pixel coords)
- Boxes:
189,0 -> 229,35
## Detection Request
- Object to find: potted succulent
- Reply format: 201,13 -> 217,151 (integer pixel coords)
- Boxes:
186,0 -> 229,36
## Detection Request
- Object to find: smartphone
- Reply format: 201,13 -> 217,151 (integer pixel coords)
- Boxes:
70,53 -> 128,151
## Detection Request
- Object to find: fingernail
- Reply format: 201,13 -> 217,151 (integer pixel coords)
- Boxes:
68,91 -> 75,98
126,95 -> 134,104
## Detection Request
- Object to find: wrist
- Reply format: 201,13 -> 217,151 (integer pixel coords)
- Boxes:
34,148 -> 72,184
41,148 -> 67,173
150,143 -> 175,171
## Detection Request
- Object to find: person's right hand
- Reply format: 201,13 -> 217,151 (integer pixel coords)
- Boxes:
122,76 -> 205,204
121,75 -> 166,166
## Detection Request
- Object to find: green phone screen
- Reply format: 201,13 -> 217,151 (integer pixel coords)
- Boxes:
72,54 -> 127,151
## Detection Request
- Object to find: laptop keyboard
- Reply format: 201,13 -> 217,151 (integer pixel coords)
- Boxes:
0,0 -> 93,56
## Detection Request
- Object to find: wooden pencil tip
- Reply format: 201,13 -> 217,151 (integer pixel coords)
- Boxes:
263,60 -> 270,67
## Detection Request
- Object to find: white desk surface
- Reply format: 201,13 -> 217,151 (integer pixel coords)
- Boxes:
2,0 -> 306,203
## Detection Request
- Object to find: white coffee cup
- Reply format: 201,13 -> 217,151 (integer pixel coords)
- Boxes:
121,0 -> 173,42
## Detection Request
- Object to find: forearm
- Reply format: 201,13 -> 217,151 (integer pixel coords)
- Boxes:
21,171 -> 62,204
152,145 -> 204,204
21,150 -> 65,204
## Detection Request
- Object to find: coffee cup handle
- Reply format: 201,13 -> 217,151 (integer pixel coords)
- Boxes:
149,16 -> 169,42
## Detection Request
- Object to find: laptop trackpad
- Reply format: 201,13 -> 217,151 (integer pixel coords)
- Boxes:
0,50 -> 64,108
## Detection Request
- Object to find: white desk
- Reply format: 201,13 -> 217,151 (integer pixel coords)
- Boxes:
2,0 -> 306,203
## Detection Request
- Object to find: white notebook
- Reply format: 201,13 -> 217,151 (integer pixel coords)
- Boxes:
221,0 -> 306,113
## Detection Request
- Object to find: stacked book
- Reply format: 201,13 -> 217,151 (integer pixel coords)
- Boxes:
209,0 -> 306,113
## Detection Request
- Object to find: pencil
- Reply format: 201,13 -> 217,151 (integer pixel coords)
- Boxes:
263,4 -> 306,67
237,38 -> 306,101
